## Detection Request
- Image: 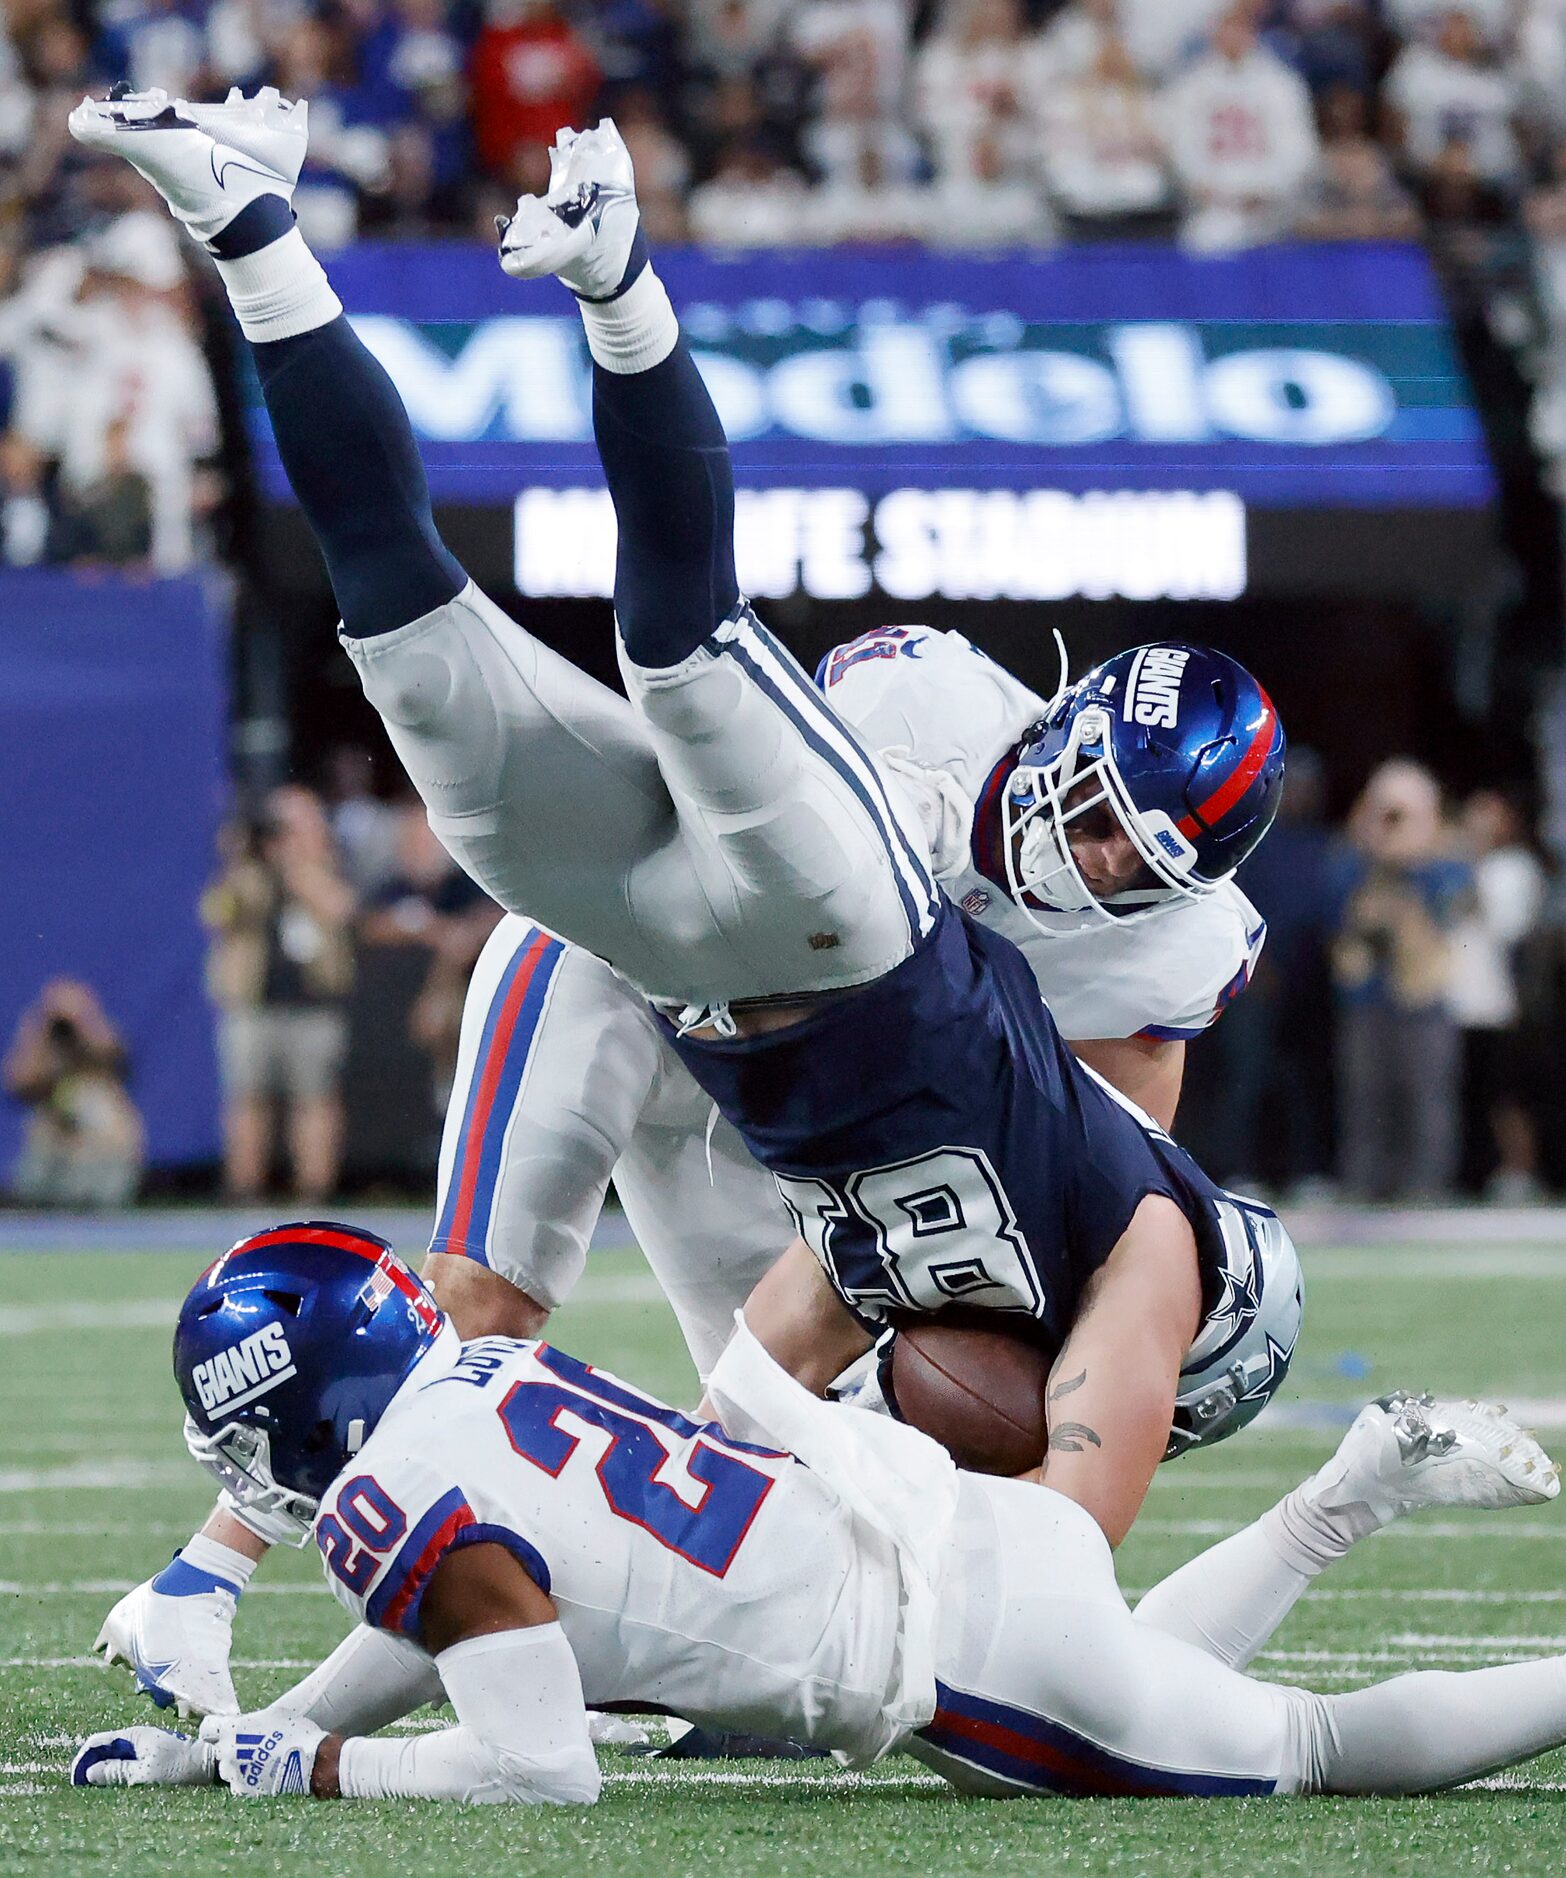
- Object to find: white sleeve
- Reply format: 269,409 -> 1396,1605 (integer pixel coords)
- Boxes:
273,1624 -> 444,1737
336,1626 -> 600,1807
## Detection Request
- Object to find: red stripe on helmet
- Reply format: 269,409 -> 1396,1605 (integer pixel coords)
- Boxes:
1177,691 -> 1278,840
210,1225 -> 435,1326
236,1224 -> 389,1262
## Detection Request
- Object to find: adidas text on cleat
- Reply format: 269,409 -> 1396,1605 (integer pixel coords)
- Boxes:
1315,1390 -> 1561,1527
95,1577 -> 240,1721
497,118 -> 645,301
67,84 -> 307,247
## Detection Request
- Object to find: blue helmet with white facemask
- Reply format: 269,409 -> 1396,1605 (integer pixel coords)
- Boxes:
175,1221 -> 446,1542
1004,642 -> 1286,930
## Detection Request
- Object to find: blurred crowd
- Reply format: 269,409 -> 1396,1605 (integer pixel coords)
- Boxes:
9,0 -> 1566,253
196,759 -> 498,1203
13,753 -> 1566,1211
7,0 -> 1566,564
1206,753 -> 1566,1208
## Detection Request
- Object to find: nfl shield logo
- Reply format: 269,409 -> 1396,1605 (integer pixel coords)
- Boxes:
962,889 -> 991,915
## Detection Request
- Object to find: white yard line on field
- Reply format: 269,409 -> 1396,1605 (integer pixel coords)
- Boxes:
0,1580 -> 326,1597
1135,1517 -> 1564,1540
0,1462 -> 200,1492
0,1269 -> 667,1340
0,1655 -> 313,1670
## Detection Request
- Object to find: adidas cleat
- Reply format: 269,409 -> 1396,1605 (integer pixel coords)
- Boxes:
95,1577 -> 240,1721
1311,1390 -> 1560,1527
67,84 -> 307,246
496,118 -> 644,300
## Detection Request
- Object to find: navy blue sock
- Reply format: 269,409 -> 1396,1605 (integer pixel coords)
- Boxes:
593,340 -> 738,668
252,317 -> 465,638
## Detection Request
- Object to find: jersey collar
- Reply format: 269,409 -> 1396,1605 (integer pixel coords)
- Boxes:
970,744 -> 1022,892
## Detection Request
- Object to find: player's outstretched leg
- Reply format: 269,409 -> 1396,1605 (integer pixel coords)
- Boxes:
68,88 -> 711,992
917,1475 -> 1566,1799
1133,1392 -> 1559,1668
502,123 -> 939,1009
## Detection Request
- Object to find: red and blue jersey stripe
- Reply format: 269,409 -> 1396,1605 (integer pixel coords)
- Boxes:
430,927 -> 565,1268
364,1485 -> 552,1637
918,1681 -> 1277,1798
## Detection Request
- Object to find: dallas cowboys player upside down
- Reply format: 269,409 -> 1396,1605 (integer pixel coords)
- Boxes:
66,86 -> 1277,1550
55,92 -> 1515,1538
71,1229 -> 1566,1805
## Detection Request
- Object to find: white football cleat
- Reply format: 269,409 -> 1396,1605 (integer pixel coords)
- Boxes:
67,84 -> 307,245
1311,1390 -> 1560,1527
497,118 -> 642,299
95,1576 -> 240,1721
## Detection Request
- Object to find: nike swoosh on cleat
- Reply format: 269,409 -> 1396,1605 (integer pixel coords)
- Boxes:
209,149 -> 279,190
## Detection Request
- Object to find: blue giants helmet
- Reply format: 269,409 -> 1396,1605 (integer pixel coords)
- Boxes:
1002,643 -> 1286,929
175,1222 -> 446,1542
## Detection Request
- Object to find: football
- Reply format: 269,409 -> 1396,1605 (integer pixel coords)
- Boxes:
888,1319 -> 1052,1476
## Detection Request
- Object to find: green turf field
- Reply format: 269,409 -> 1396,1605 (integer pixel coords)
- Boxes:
5,1226 -> 1566,1876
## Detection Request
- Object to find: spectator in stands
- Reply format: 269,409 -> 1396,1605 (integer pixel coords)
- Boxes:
687,137 -> 812,247
1,208 -> 218,569
1115,0 -> 1231,77
1161,5 -> 1321,251
3,978 -> 144,1208
1384,7 -> 1522,192
323,744 -> 402,900
469,0 -> 600,194
1329,759 -> 1473,1202
1209,748 -> 1337,1201
359,801 -> 500,1111
1038,27 -> 1173,235
924,125 -> 1056,247
0,430 -> 49,565
914,0 -> 1048,188
613,88 -> 691,244
1385,0 -> 1513,48
1287,1 -> 1380,101
270,15 -> 395,248
203,787 -> 356,1204
1448,788 -> 1547,1201
798,6 -> 920,193
1296,82 -> 1420,240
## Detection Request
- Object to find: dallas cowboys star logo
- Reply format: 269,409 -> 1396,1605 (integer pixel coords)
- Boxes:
1238,1335 -> 1295,1405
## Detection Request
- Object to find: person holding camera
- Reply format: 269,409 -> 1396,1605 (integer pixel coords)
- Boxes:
1329,760 -> 1474,1202
3,979 -> 144,1207
202,787 -> 356,1204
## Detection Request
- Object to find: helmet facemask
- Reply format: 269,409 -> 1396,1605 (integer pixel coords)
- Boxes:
1003,703 -> 1213,934
182,1412 -> 330,1547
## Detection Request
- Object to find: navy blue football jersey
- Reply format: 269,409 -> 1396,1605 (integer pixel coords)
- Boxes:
665,902 -> 1255,1356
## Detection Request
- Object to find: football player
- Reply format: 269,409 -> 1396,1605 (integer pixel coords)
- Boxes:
73,1231 -> 1566,1805
71,92 -> 1552,1722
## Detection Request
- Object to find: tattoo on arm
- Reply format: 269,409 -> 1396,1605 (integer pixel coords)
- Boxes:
1048,1369 -> 1087,1403
1047,1421 -> 1103,1453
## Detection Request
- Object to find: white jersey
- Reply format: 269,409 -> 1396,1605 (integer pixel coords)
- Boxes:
819,626 -> 1266,1040
317,1332 -> 917,1764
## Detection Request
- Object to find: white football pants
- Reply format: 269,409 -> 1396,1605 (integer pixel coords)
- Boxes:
913,1476 -> 1566,1798
346,585 -> 939,1009
429,913 -> 786,1379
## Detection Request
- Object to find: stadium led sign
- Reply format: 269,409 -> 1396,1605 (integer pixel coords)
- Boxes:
513,486 -> 1248,605
250,244 -> 1495,572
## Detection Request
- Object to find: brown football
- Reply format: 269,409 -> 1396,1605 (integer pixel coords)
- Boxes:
889,1320 -> 1051,1476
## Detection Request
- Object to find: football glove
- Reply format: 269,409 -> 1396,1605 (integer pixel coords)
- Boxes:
201,1709 -> 324,1798
72,1725 -> 217,1788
